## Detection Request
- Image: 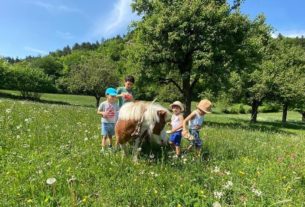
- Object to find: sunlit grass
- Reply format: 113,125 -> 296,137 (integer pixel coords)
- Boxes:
1,98 -> 305,206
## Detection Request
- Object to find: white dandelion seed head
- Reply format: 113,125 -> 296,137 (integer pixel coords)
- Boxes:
46,177 -> 56,185
213,201 -> 222,207
213,191 -> 224,199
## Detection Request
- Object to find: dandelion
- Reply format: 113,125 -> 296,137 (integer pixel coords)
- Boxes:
213,191 -> 224,199
213,201 -> 222,207
212,166 -> 220,173
46,177 -> 56,185
251,187 -> 262,197
223,181 -> 233,189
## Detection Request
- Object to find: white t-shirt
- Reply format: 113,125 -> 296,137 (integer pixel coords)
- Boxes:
98,101 -> 120,123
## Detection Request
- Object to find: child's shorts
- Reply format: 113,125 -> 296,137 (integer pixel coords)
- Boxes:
169,131 -> 182,146
101,123 -> 115,136
189,129 -> 202,148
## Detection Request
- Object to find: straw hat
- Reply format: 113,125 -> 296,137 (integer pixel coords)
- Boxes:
197,99 -> 212,113
170,101 -> 184,112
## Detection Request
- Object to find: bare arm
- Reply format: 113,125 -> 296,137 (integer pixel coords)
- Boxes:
182,111 -> 196,136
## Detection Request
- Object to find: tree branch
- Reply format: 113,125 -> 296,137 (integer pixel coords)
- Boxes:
190,75 -> 200,90
159,77 -> 183,94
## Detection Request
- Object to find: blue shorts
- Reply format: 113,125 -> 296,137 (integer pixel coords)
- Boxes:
169,131 -> 182,146
189,129 -> 202,148
101,123 -> 115,136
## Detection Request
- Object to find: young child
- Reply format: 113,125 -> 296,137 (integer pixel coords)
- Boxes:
117,75 -> 135,108
97,88 -> 120,153
182,99 -> 212,155
168,101 -> 184,158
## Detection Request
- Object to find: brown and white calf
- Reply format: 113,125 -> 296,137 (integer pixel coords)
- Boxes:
115,101 -> 171,161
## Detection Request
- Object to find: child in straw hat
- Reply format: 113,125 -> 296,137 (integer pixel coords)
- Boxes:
167,101 -> 184,158
182,99 -> 212,155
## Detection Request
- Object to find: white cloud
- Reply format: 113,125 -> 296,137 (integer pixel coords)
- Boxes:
24,46 -> 47,55
29,1 -> 82,14
56,31 -> 74,39
92,0 -> 139,38
272,30 -> 305,38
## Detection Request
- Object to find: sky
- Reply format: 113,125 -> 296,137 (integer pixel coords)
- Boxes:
0,0 -> 304,58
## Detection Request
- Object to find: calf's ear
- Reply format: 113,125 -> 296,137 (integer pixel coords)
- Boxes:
157,110 -> 167,116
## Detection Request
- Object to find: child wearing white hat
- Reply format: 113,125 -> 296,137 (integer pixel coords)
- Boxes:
168,101 -> 184,158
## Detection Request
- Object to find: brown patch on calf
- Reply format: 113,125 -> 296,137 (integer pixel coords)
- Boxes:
115,119 -> 138,144
153,110 -> 167,135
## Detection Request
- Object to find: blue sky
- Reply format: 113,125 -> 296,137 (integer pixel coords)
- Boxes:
0,0 -> 304,58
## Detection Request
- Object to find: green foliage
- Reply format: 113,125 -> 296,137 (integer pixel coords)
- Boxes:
29,56 -> 64,81
66,53 -> 119,106
7,64 -> 55,99
258,103 -> 281,113
129,0 -> 271,114
221,103 -> 251,114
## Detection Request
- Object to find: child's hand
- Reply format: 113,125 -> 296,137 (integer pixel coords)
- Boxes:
182,129 -> 188,137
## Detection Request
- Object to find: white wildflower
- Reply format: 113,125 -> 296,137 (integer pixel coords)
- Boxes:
46,177 -> 56,185
84,137 -> 88,141
251,187 -> 262,197
213,201 -> 222,207
224,170 -> 231,175
17,125 -> 22,130
149,154 -> 155,159
212,166 -> 220,173
214,191 -> 224,199
5,109 -> 11,114
223,181 -> 233,189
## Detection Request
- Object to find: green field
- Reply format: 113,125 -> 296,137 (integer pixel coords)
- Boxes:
1,95 -> 305,206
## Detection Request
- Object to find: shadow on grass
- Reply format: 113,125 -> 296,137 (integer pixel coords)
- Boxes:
0,92 -> 71,106
206,117 -> 305,135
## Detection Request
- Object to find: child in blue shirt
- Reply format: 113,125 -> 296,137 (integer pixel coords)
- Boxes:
182,99 -> 212,155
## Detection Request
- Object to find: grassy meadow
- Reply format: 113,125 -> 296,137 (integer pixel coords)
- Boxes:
1,93 -> 305,206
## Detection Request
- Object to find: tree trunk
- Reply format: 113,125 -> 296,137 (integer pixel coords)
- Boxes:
182,73 -> 192,116
282,103 -> 288,124
250,100 -> 260,123
302,112 -> 305,122
95,96 -> 101,108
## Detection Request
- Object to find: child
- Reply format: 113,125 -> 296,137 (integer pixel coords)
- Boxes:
117,75 -> 135,108
168,101 -> 184,158
97,88 -> 120,153
182,99 -> 212,155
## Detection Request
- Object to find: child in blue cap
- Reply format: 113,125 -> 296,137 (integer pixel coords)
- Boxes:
97,88 -> 120,152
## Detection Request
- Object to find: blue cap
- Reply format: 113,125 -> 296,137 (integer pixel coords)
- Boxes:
105,88 -> 117,96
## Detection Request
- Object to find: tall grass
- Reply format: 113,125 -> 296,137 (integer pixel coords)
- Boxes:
1,98 -> 305,206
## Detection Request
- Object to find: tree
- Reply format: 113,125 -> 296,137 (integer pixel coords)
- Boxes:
129,0 -> 270,115
8,63 -> 55,99
66,54 -> 119,107
271,39 -> 305,124
29,56 -> 64,83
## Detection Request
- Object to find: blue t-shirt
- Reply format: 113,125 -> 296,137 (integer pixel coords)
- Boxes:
189,110 -> 204,130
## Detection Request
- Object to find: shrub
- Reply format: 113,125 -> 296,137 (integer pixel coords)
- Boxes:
6,65 -> 55,99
